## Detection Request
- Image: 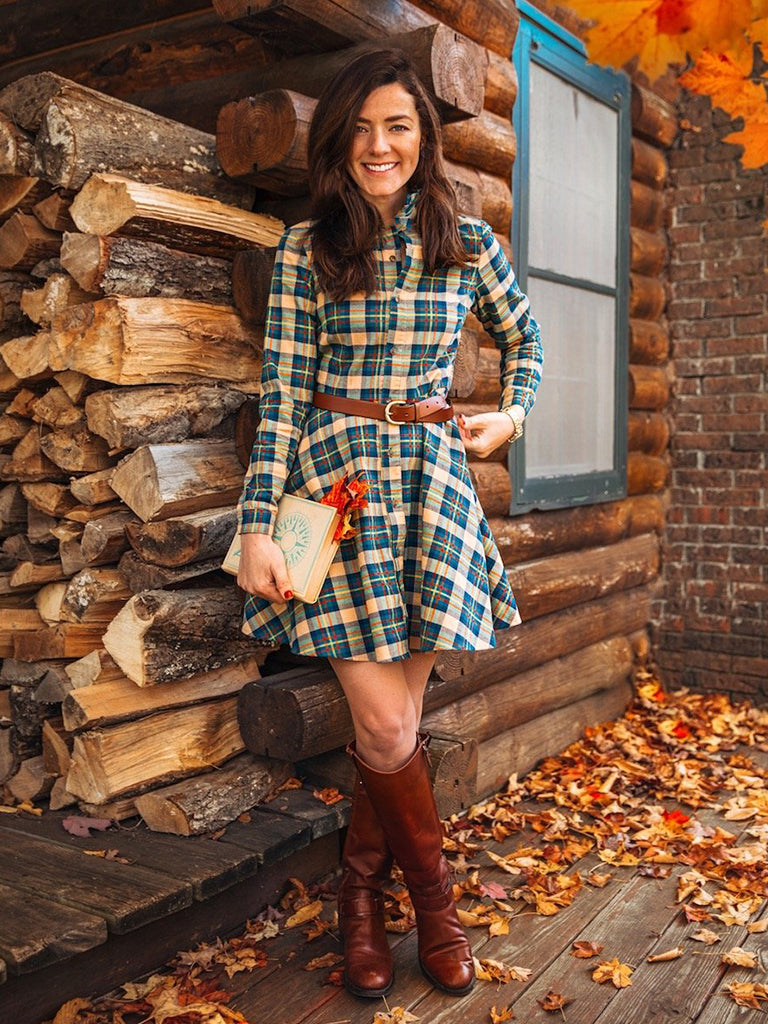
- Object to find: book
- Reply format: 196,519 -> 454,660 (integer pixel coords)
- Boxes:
222,492 -> 341,603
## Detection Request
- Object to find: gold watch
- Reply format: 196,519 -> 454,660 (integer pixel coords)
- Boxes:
500,406 -> 525,441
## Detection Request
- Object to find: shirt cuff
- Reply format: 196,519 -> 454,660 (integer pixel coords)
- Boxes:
237,506 -> 276,536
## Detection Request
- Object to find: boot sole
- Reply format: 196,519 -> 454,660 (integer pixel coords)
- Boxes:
420,961 -> 476,997
344,977 -> 395,999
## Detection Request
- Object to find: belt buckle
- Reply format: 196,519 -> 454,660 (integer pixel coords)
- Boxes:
384,399 -> 410,424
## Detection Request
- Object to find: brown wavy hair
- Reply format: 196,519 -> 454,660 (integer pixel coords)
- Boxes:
306,48 -> 475,301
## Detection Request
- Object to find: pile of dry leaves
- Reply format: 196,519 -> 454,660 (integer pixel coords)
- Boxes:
44,674 -> 768,1024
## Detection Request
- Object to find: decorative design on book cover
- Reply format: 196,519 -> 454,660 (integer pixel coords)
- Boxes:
223,471 -> 369,603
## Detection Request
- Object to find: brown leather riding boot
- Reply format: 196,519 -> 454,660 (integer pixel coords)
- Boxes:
337,772 -> 394,997
348,734 -> 475,996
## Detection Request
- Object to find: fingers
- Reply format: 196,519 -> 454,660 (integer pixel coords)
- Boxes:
238,544 -> 294,603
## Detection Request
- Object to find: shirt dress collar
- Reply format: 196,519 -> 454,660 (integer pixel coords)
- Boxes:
391,188 -> 420,235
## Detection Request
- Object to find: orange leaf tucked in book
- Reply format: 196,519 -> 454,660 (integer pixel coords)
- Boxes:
320,470 -> 370,542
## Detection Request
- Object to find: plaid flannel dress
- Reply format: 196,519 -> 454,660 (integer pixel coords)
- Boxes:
237,188 -> 543,663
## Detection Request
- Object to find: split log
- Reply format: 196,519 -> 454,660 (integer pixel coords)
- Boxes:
60,232 -> 234,305
42,717 -> 72,777
78,509 -> 137,566
630,272 -> 666,320
510,532 -> 659,621
0,412 -> 29,446
0,331 -> 51,381
627,451 -> 669,494
9,561 -> 67,588
628,412 -> 670,456
220,25 -> 485,122
0,608 -> 45,656
69,173 -> 283,258
0,483 -> 27,535
237,584 -> 654,760
109,439 -> 246,522
476,680 -> 634,797
0,211 -> 60,270
5,755 -> 55,801
1,426 -> 68,482
117,551 -> 227,592
56,568 -> 132,623
20,272 -> 97,326
13,622 -> 105,661
0,113 -> 35,175
65,695 -> 246,803
231,247 -> 277,325
629,318 -> 669,364
0,178 -> 50,219
629,364 -> 670,410
442,110 -> 516,177
49,296 -> 262,389
69,468 -> 117,506
34,662 -> 76,702
630,227 -> 667,276
4,532 -> 58,565
0,271 -> 31,332
424,636 -> 632,744
85,384 -> 246,451
631,136 -> 668,188
0,72 -> 254,207
102,587 -> 254,686
28,386 -> 85,429
39,424 -> 114,473
53,369 -> 90,404
300,734 -> 478,818
630,179 -> 663,232
62,655 -> 264,731
64,648 -> 124,690
631,83 -> 678,147
33,192 -> 76,232
126,507 -> 236,567
134,752 -> 294,835
6,387 -> 39,418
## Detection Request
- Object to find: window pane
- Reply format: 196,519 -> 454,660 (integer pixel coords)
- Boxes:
523,277 -> 615,477
528,62 -> 618,288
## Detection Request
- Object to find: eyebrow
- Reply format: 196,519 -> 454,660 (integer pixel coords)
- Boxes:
355,114 -> 414,123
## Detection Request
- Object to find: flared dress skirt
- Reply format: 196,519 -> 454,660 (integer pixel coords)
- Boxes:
240,406 -> 522,663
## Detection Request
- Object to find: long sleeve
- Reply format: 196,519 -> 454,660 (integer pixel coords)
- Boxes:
237,225 -> 318,536
471,220 -> 543,415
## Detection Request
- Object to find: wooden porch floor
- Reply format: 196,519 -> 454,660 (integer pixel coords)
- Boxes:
7,682 -> 768,1024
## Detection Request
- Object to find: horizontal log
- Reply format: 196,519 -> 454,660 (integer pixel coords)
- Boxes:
630,271 -> 666,320
116,550 -> 228,592
629,364 -> 670,410
69,173 -> 283,257
20,272 -> 97,326
0,113 -> 35,176
65,695 -> 245,803
218,24 -> 486,122
60,232 -> 234,304
79,509 -> 137,565
85,383 -> 246,451
627,451 -> 669,494
0,72 -> 254,207
28,386 -> 84,430
134,752 -> 294,835
39,424 -> 114,473
238,583 -> 654,760
0,211 -> 60,271
32,192 -> 76,232
631,83 -> 678,147
0,331 -> 51,381
630,226 -> 667,276
423,635 -> 633,744
629,318 -> 669,364
231,247 -> 277,325
406,0 -> 519,58
69,468 -> 117,506
1,425 -> 67,483
484,51 -> 517,119
49,297 -> 262,389
630,179 -> 663,232
58,568 -> 132,624
13,622 -> 105,661
300,734 -> 478,818
62,655 -> 265,731
631,136 -> 668,189
442,108 -> 515,177
475,680 -> 634,797
109,439 -> 245,522
126,506 -> 236,567
0,177 -> 50,220
476,167 -> 512,235
102,587 -> 254,686
0,270 -> 31,333
0,608 -> 45,656
628,411 -> 670,456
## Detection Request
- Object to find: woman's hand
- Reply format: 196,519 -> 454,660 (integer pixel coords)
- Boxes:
237,532 -> 294,603
457,406 -> 525,459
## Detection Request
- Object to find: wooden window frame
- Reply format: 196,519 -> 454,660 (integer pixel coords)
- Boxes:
509,0 -> 631,514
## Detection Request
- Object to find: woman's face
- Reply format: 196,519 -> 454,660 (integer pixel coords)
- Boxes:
347,82 -> 422,217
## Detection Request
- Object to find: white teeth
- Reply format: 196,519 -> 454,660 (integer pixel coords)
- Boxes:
364,162 -> 396,172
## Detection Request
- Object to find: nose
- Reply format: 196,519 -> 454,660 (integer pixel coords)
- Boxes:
367,126 -> 391,155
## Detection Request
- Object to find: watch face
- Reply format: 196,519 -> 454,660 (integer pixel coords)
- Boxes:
273,512 -> 312,567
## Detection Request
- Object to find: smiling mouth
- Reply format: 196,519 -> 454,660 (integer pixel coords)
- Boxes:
363,162 -> 398,173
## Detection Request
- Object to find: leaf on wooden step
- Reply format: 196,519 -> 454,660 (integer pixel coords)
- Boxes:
51,997 -> 94,1023
489,1004 -> 515,1021
747,920 -> 768,933
473,956 -> 531,984
647,946 -> 684,962
690,927 -> 721,944
585,870 -> 613,887
537,990 -> 574,1013
62,814 -> 113,837
373,1007 -> 419,1023
723,981 -> 768,1008
312,785 -> 344,805
592,957 -> 634,988
722,946 -> 758,968
285,899 -> 323,927
304,952 -> 343,971
570,940 -> 604,958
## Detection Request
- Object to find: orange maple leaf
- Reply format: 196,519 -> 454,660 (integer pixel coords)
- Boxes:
680,48 -> 767,120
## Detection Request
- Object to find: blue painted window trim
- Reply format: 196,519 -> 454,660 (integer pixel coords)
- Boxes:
509,0 -> 631,514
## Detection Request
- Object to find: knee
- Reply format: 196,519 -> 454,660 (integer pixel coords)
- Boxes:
355,712 -> 417,763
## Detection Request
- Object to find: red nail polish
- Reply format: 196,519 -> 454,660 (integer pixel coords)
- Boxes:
284,590 -> 293,599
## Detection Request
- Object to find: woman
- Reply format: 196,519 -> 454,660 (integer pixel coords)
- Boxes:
236,49 -> 543,999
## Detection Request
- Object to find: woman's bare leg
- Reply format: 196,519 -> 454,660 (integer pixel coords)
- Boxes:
328,657 -> 418,771
403,649 -> 436,728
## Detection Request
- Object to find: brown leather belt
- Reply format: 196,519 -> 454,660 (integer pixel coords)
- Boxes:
312,390 -> 454,424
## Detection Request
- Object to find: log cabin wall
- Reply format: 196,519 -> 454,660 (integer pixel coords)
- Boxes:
0,0 -> 662,819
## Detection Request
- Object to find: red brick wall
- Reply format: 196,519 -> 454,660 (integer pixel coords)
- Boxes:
653,91 -> 768,699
